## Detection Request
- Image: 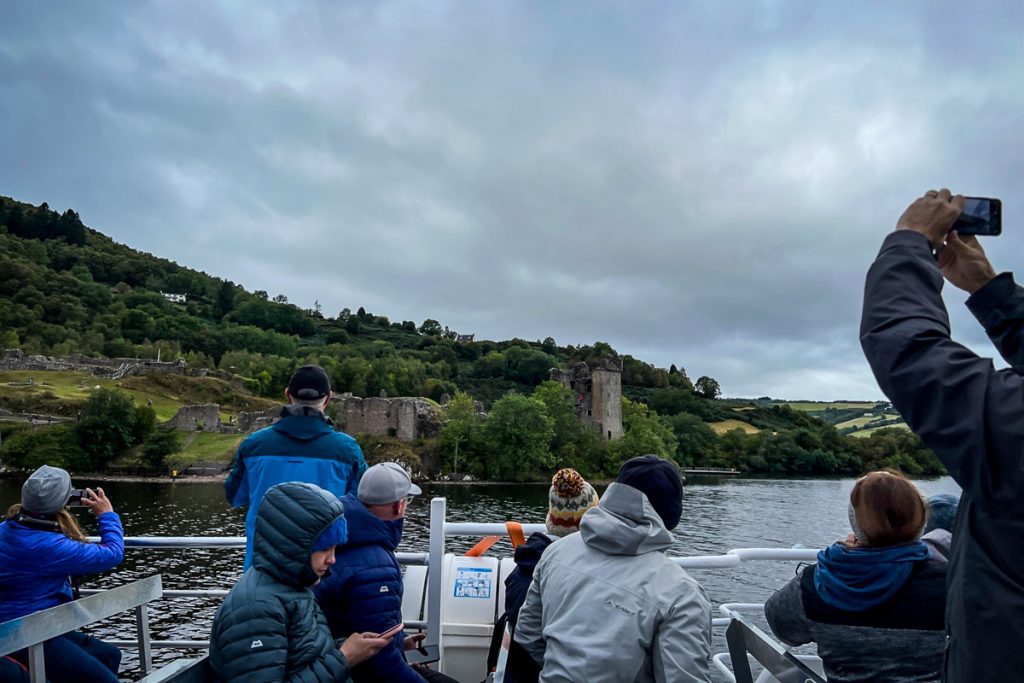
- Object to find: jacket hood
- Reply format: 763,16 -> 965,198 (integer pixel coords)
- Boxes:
338,494 -> 403,550
253,482 -> 346,587
272,405 -> 336,443
513,532 -> 555,575
579,482 -> 675,556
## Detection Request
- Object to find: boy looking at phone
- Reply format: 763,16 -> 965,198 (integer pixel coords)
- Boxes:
315,463 -> 457,682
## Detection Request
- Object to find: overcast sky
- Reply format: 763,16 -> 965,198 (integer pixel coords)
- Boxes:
2,2 -> 1022,401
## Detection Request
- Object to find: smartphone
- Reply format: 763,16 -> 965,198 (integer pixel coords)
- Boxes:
406,643 -> 440,665
67,489 -> 87,507
376,623 -> 404,639
952,197 -> 1002,236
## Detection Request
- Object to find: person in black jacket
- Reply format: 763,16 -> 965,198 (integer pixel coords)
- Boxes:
209,482 -> 390,683
861,188 -> 1024,681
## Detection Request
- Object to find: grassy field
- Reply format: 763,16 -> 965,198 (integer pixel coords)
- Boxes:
172,432 -> 244,467
835,413 -> 901,430
775,401 -> 878,412
0,370 -> 185,420
0,370 -> 275,422
708,419 -> 761,435
850,423 -> 911,438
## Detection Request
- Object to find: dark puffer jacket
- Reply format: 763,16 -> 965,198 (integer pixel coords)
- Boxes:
210,482 -> 351,683
313,494 -> 419,683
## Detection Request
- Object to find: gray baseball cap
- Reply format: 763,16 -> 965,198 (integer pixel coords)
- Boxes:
21,465 -> 73,515
358,462 -> 422,505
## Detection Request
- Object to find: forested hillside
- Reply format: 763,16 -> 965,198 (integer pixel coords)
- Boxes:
0,196 -> 942,479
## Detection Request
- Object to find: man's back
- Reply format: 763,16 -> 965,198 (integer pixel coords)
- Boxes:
225,405 -> 367,568
515,483 -> 711,683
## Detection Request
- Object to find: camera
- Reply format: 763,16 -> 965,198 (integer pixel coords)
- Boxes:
67,488 -> 87,507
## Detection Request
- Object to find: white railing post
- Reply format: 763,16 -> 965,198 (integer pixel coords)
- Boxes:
28,644 -> 45,683
427,497 -> 446,659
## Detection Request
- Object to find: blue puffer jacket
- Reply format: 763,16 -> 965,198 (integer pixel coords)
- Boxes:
0,511 -> 124,623
225,405 -> 367,568
209,482 -> 351,683
314,495 -> 421,683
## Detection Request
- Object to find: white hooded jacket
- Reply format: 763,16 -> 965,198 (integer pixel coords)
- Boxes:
515,482 -> 712,682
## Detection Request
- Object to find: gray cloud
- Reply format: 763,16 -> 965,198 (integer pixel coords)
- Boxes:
2,1 -> 1022,400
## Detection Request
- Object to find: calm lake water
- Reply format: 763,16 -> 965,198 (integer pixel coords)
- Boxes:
0,476 -> 961,681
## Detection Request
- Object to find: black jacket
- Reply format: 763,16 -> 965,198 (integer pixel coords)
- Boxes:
861,230 -> 1024,681
209,482 -> 351,683
499,533 -> 554,683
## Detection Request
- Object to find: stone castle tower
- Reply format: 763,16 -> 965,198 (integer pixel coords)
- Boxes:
550,359 -> 623,441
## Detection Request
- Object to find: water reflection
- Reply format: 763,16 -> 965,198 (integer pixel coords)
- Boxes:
0,476 -> 961,680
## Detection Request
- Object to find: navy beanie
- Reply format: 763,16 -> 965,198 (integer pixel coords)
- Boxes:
616,454 -> 684,530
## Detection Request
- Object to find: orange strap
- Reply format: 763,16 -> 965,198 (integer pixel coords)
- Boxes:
505,521 -> 526,549
463,522 -> 527,556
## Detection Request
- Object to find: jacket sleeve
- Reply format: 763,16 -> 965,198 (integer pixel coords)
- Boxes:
214,597 -> 350,683
966,272 -> 1024,368
348,443 -> 368,495
764,573 -> 813,647
653,580 -> 712,683
513,563 -> 546,666
224,441 -> 249,507
41,511 -> 124,576
860,230 -> 1024,502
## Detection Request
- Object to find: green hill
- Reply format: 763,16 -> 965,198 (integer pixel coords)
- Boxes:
0,196 -> 941,479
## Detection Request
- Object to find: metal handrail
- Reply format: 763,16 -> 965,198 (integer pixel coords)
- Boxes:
75,498 -> 821,661
0,575 -> 163,682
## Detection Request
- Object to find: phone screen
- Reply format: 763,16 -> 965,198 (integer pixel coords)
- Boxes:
953,197 -> 1002,236
406,643 -> 440,665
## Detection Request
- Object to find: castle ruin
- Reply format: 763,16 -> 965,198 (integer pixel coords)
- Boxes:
335,394 -> 443,442
550,360 -> 623,441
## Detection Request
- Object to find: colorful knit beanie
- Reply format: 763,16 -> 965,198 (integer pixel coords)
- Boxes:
546,468 -> 599,538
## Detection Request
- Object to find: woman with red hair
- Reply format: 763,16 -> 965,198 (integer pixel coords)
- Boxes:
765,471 -> 949,682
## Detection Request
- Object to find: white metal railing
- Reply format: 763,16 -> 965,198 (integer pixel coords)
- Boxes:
81,497 -> 820,656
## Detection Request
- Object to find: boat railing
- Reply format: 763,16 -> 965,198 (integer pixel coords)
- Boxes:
83,496 -> 820,655
714,608 -> 825,683
0,574 -> 163,682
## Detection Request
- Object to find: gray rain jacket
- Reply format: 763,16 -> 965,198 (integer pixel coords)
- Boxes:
514,482 -> 712,683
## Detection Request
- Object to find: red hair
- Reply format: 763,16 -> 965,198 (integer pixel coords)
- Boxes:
850,470 -> 926,547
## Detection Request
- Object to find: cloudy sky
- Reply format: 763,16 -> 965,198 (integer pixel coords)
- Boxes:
2,2 -> 1022,401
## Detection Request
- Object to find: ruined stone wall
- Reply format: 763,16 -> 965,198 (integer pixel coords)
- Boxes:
237,406 -> 282,434
0,349 -> 186,378
165,404 -> 221,432
591,368 -> 623,440
550,360 -> 623,441
336,395 -> 442,442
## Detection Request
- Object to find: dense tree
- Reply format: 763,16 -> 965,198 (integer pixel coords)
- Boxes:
75,388 -> 139,469
694,376 -> 722,399
481,393 -> 554,480
439,392 -> 483,476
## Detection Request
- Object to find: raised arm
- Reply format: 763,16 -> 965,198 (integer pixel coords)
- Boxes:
861,223 -> 1024,500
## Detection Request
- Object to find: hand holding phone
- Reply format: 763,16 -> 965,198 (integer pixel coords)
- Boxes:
375,622 -> 404,639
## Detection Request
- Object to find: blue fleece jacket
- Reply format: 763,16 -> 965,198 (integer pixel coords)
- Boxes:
0,511 -> 124,623
313,494 -> 422,683
225,406 -> 367,568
